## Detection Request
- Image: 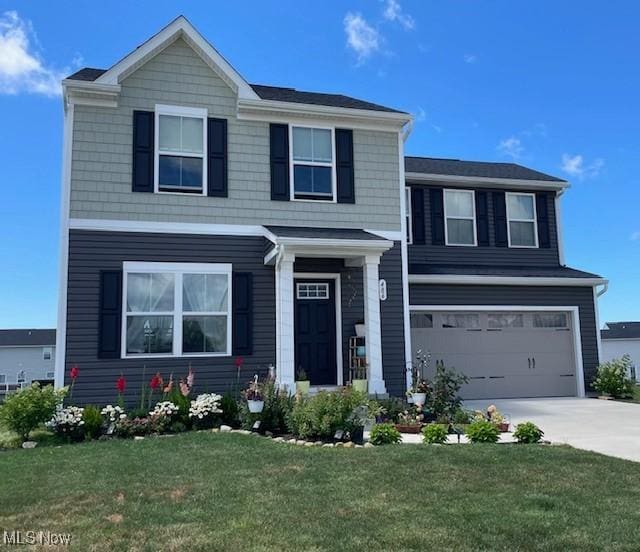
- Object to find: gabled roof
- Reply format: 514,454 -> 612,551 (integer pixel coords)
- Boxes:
0,329 -> 56,347
405,156 -> 566,183
601,322 -> 640,340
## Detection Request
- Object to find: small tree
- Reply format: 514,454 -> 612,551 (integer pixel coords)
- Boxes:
0,383 -> 65,441
430,363 -> 469,422
593,355 -> 635,398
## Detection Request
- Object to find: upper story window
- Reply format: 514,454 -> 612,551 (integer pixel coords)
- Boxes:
155,105 -> 207,195
43,347 -> 52,361
506,192 -> 538,248
444,189 -> 476,246
405,187 -> 413,244
123,262 -> 231,358
291,126 -> 335,201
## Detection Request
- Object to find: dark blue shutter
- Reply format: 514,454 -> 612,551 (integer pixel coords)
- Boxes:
410,188 -> 425,244
232,272 -> 253,355
270,124 -> 290,201
536,192 -> 551,248
430,188 -> 445,245
207,118 -> 227,197
336,129 -> 355,203
493,192 -> 508,247
475,191 -> 490,246
98,270 -> 122,359
132,111 -> 154,193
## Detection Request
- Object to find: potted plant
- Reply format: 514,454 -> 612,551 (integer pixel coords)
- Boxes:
244,375 -> 264,413
407,350 -> 431,405
395,407 -> 424,433
351,363 -> 368,394
354,320 -> 365,337
295,368 -> 310,395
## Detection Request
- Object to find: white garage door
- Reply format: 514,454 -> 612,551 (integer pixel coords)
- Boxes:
410,310 -> 577,399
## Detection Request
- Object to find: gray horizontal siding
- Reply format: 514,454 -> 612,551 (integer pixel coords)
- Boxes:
292,242 -> 406,397
66,230 -> 275,405
409,284 -> 599,390
408,184 -> 560,267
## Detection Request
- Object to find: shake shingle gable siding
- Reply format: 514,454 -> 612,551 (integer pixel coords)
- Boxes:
405,156 -> 566,183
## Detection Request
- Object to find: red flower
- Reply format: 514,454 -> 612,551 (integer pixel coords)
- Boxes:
116,376 -> 126,394
150,373 -> 161,391
235,357 -> 244,368
70,365 -> 79,380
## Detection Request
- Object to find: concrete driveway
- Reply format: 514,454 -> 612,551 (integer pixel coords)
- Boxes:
464,397 -> 640,462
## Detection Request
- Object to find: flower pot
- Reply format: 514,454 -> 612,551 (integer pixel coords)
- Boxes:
355,324 -> 366,337
352,379 -> 368,393
411,392 -> 427,406
498,422 -> 509,433
247,400 -> 264,413
296,380 -> 310,395
395,424 -> 422,434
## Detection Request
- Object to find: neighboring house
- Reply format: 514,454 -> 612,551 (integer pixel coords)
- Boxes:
0,329 -> 56,398
601,322 -> 640,381
56,16 -> 606,404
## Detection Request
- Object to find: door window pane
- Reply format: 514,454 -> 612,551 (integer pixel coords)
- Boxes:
126,315 -> 174,354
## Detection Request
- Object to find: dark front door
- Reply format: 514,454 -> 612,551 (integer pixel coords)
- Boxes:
294,279 -> 337,386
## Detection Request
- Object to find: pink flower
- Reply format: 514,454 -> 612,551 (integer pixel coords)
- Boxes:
70,365 -> 79,380
116,376 -> 126,394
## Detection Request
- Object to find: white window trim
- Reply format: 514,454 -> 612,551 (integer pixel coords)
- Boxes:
154,104 -> 208,196
296,282 -> 330,300
444,189 -> 477,246
405,187 -> 413,245
289,124 -> 337,203
121,261 -> 232,359
506,192 -> 539,248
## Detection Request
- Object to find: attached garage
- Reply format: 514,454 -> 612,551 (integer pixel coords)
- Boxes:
410,308 -> 583,399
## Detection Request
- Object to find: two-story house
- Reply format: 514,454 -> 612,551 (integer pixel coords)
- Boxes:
56,16 -> 606,404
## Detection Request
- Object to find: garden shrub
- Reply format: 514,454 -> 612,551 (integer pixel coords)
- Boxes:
513,421 -> 544,444
0,383 -> 64,441
166,389 -> 191,427
422,423 -> 448,444
369,423 -> 402,445
452,409 -> 472,424
465,419 -> 500,443
430,364 -> 469,422
220,392 -> 240,427
189,393 -> 223,430
47,406 -> 85,442
593,356 -> 635,398
82,405 -> 103,440
287,388 -> 373,440
377,397 -> 407,423
241,380 -> 293,433
115,416 -> 154,437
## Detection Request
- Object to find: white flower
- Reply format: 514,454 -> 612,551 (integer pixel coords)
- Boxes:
47,405 -> 85,431
150,401 -> 179,419
188,393 -> 223,419
101,405 -> 127,423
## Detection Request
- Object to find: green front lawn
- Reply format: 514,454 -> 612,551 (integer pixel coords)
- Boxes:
1,433 -> 639,550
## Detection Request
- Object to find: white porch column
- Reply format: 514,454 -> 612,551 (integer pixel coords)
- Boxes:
363,255 -> 386,395
276,252 -> 296,393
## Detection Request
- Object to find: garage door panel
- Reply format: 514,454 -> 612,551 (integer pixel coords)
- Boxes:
410,309 -> 577,400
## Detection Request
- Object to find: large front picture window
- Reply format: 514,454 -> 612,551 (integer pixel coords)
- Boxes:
123,263 -> 231,357
291,126 -> 334,200
155,105 -> 207,194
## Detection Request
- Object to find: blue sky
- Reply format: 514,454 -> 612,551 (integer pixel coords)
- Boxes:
0,1 -> 638,329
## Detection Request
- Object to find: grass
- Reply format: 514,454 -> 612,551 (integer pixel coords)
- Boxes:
1,432 -> 639,551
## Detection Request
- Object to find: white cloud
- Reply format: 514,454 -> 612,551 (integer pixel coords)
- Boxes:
0,11 -> 73,97
413,106 -> 426,122
630,231 -> 640,241
382,0 -> 415,30
497,136 -> 525,160
464,54 -> 477,64
561,154 -> 604,179
343,12 -> 380,62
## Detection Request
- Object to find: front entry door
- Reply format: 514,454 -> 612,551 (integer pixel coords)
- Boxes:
294,280 -> 337,386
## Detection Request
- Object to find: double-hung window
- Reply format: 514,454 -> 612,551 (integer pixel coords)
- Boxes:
43,347 -> 53,361
155,105 -> 207,194
291,126 -> 334,200
405,187 -> 413,244
506,192 -> 538,247
123,262 -> 231,357
444,189 -> 476,246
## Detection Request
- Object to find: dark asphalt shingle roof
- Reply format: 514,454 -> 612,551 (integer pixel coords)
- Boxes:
0,329 -> 56,347
408,264 -> 602,279
405,156 -> 566,183
601,322 -> 640,340
65,68 -> 405,113
265,226 -> 384,241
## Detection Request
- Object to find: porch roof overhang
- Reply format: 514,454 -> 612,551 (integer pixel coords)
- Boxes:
263,226 -> 393,265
